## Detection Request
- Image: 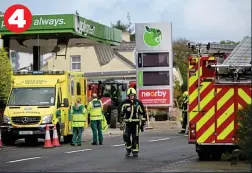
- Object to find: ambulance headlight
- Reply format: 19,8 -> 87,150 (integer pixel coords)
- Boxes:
42,114 -> 53,124
3,115 -> 11,124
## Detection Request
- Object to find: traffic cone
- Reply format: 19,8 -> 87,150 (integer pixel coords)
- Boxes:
0,129 -> 2,147
52,125 -> 60,147
44,125 -> 54,148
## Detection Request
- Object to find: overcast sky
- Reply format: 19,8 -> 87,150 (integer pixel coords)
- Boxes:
1,0 -> 251,43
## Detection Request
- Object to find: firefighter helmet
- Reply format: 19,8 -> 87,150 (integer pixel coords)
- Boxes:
127,88 -> 136,96
183,91 -> 188,97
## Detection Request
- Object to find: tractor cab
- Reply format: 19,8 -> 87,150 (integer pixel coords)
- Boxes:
88,79 -> 128,128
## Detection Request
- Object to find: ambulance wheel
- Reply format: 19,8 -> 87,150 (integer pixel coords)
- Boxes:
110,108 -> 118,128
25,137 -> 38,145
63,135 -> 73,143
198,151 -> 210,161
2,134 -> 16,146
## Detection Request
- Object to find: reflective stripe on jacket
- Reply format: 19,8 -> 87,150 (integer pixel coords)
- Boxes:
87,98 -> 103,120
71,105 -> 87,127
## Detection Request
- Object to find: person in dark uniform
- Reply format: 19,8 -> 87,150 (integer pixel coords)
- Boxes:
119,88 -> 146,157
181,91 -> 188,133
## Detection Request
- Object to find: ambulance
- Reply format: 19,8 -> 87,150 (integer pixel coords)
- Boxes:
1,70 -> 88,145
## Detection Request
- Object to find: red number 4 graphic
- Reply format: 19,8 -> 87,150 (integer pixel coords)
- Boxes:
3,4 -> 32,33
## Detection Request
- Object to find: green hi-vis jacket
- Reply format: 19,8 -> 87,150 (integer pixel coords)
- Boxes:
87,98 -> 103,120
71,104 -> 87,127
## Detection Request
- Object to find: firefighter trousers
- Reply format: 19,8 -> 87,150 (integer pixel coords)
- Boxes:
182,111 -> 188,129
123,122 -> 140,153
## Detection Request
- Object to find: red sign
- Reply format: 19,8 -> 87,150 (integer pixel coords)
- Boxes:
4,4 -> 32,33
138,89 -> 170,105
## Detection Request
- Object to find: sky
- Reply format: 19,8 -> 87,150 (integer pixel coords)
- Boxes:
1,0 -> 251,43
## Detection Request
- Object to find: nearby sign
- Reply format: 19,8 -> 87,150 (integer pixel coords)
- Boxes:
135,22 -> 173,107
135,22 -> 172,52
138,89 -> 171,105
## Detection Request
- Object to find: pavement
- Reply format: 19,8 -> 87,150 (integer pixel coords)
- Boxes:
0,128 -> 195,172
0,122 -> 249,172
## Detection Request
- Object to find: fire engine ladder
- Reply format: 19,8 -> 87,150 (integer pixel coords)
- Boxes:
211,36 -> 252,82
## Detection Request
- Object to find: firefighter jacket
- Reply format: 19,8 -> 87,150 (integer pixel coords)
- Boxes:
87,98 -> 103,120
120,99 -> 146,123
71,104 -> 87,127
181,96 -> 188,112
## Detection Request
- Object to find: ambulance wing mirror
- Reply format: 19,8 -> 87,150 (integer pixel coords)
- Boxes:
62,98 -> 69,107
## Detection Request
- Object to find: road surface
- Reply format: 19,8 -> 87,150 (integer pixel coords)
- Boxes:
0,130 -> 197,172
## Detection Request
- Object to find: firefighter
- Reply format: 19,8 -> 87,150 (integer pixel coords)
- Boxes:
87,93 -> 104,145
119,88 -> 146,157
181,91 -> 188,133
71,98 -> 87,146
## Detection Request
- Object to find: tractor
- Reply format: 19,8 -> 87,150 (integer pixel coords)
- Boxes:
88,79 -> 128,128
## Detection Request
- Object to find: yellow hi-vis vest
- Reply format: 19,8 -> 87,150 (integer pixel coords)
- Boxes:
87,98 -> 103,120
71,105 -> 87,127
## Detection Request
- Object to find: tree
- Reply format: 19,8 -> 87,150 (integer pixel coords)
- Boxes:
173,38 -> 194,92
220,40 -> 239,45
236,104 -> 252,170
173,79 -> 182,99
111,20 -> 128,32
0,48 -> 12,100
111,12 -> 135,41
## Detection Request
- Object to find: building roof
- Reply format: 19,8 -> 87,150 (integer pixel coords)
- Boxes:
222,36 -> 251,66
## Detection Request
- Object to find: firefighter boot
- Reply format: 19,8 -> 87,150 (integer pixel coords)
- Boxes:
132,152 -> 138,157
125,149 -> 131,157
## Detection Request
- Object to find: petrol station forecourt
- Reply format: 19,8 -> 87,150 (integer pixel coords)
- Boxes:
0,13 -> 122,71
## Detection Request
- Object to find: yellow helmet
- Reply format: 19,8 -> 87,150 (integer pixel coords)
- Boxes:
127,88 -> 136,95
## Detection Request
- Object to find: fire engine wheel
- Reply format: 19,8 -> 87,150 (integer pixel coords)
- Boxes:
110,108 -> 118,129
211,152 -> 222,161
198,151 -> 211,161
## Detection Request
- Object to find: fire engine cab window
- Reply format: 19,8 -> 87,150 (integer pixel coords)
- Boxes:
143,71 -> 170,86
142,53 -> 169,67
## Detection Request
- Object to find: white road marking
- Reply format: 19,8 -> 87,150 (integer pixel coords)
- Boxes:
149,138 -> 171,142
111,144 -> 124,147
65,149 -> 93,154
7,157 -> 41,163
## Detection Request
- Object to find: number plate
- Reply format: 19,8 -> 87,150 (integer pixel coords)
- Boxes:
19,131 -> 33,135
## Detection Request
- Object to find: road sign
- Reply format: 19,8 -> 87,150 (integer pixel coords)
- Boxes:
138,88 -> 171,106
3,4 -> 32,33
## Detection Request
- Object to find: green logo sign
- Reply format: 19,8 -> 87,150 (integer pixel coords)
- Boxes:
143,26 -> 162,47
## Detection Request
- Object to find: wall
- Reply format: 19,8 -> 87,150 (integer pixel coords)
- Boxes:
42,46 -> 134,72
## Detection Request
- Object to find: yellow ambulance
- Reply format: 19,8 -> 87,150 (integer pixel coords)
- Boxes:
1,70 -> 88,145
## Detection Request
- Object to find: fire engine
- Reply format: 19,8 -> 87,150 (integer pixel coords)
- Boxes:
187,36 -> 252,160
